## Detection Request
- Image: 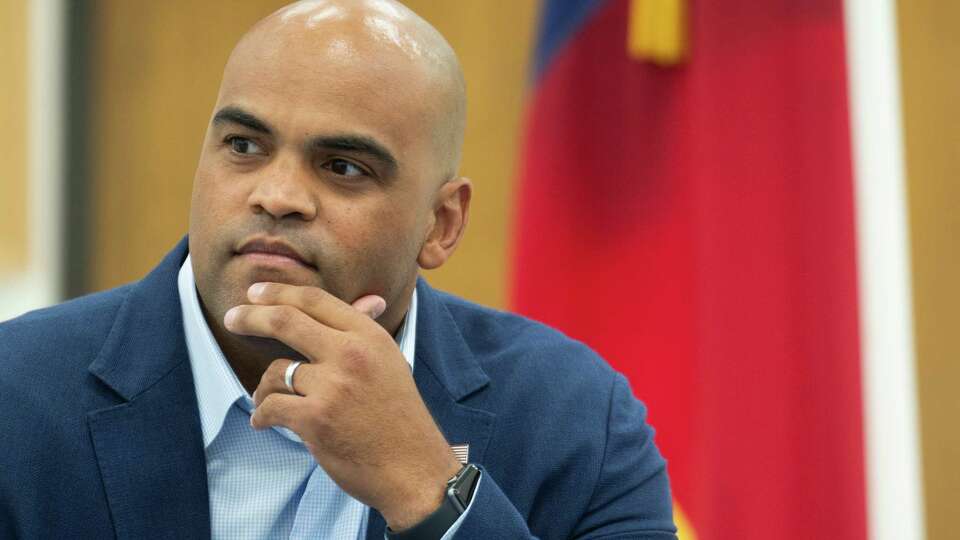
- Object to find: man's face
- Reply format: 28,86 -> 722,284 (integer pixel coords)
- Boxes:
188,24 -> 448,333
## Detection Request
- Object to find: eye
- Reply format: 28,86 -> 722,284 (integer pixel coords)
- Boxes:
225,136 -> 265,156
324,158 -> 368,178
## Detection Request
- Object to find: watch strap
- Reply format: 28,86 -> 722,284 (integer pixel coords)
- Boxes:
385,464 -> 481,540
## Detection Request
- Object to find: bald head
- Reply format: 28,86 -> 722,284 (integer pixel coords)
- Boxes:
189,0 -> 474,353
227,0 -> 466,178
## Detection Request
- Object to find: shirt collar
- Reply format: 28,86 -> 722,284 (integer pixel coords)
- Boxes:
177,255 -> 417,448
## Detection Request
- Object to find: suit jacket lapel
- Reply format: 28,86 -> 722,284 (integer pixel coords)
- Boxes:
86,238 -> 210,539
366,278 -> 495,540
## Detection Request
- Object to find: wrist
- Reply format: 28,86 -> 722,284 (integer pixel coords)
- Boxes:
380,456 -> 463,531
385,463 -> 482,540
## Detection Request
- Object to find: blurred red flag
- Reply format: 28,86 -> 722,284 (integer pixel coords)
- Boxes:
511,1 -> 867,538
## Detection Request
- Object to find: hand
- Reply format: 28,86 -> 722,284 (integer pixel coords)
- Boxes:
223,282 -> 462,531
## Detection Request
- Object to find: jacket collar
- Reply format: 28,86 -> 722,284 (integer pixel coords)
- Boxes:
86,236 -> 211,539
411,276 -> 490,402
88,236 -> 192,400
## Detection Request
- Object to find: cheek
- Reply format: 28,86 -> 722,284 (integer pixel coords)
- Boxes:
324,207 -> 395,264
190,177 -> 219,252
193,166 -> 235,213
189,163 -> 251,286
321,202 -> 422,286
190,163 -> 248,233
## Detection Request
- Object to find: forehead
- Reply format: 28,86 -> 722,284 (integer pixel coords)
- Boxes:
217,23 -> 443,156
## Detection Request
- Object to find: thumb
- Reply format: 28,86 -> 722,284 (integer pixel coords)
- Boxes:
351,294 -> 387,319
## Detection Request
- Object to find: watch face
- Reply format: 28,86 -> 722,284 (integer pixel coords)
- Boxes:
450,464 -> 480,509
449,486 -> 467,512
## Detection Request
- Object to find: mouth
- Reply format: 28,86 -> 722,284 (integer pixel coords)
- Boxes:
234,237 -> 315,270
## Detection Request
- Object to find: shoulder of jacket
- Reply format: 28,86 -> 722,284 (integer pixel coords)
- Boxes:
0,284 -> 135,383
435,289 -> 619,394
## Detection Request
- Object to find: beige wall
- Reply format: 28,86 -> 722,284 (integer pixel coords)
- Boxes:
0,0 -> 29,274
897,1 -> 960,538
87,0 -> 537,311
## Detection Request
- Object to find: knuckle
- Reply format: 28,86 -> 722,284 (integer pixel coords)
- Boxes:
294,364 -> 315,390
345,356 -> 370,379
340,340 -> 368,364
339,342 -> 371,378
262,393 -> 285,412
268,305 -> 295,332
260,394 -> 291,423
264,358 -> 286,382
330,375 -> 356,401
257,369 -> 271,390
302,287 -> 325,307
305,397 -> 332,429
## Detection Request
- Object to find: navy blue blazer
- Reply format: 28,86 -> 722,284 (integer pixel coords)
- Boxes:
0,238 -> 676,539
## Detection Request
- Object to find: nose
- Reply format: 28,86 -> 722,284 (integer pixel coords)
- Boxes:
247,155 -> 318,221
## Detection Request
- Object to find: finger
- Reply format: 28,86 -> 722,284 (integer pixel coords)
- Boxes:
351,294 -> 387,319
252,358 -> 320,407
250,392 -> 304,431
223,304 -> 338,361
246,282 -> 369,331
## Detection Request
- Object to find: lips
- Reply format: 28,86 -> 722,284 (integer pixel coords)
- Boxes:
235,237 -> 314,269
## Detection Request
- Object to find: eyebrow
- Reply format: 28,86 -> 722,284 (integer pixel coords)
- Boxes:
309,134 -> 398,172
211,105 -> 398,174
212,106 -> 273,135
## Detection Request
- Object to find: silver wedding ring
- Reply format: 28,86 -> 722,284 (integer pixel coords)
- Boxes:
284,361 -> 304,395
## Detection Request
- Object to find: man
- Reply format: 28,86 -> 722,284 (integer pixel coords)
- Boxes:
0,1 -> 676,538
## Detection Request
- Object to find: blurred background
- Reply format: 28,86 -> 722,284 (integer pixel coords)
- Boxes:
1,1 -> 957,539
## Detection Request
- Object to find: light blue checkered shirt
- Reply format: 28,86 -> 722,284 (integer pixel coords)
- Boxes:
178,256 -> 472,539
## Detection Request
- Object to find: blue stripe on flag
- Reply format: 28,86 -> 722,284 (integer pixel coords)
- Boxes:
533,0 -> 609,81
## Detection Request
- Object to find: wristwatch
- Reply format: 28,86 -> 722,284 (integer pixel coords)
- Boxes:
385,463 -> 482,540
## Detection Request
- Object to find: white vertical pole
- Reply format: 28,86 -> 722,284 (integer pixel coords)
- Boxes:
843,0 -> 926,538
29,0 -> 65,304
0,0 -> 66,320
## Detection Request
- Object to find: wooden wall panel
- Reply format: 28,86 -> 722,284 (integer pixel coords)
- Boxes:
0,0 -> 29,274
897,1 -> 960,537
88,0 -> 538,311
89,0 -> 289,291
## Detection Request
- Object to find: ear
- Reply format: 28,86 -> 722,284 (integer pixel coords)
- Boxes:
418,177 -> 472,270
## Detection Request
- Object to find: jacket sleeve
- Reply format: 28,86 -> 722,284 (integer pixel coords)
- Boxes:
452,373 -> 677,539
